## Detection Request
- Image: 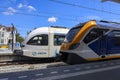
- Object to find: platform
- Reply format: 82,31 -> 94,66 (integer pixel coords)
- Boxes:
0,49 -> 13,55
0,59 -> 120,80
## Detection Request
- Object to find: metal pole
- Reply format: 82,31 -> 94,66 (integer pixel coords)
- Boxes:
11,23 -> 14,51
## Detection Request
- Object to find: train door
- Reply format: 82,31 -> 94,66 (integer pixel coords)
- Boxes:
49,33 -> 66,58
99,34 -> 108,57
22,34 -> 49,57
107,30 -> 120,54
85,28 -> 109,57
95,28 -> 109,57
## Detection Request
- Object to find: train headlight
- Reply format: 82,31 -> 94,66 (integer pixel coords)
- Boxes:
69,43 -> 80,50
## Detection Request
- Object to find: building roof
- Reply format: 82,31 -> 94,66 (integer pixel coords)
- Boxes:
0,25 -> 16,32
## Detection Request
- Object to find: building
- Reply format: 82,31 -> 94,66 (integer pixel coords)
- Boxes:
0,25 -> 16,48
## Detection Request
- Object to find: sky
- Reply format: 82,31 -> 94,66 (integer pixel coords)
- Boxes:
0,0 -> 120,38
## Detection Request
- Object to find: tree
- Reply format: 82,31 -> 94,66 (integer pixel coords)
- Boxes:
16,33 -> 24,44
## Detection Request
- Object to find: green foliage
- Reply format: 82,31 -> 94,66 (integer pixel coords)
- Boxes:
16,33 -> 24,44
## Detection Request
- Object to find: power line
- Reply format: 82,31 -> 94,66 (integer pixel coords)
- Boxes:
1,0 -> 120,22
0,6 -> 26,11
37,11 -> 79,18
0,5 -> 79,21
0,10 -> 78,21
0,5 -> 79,19
49,0 -> 120,16
0,4 -> 78,16
15,12 -> 77,21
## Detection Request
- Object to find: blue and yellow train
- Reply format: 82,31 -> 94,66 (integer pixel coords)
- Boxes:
59,20 -> 120,64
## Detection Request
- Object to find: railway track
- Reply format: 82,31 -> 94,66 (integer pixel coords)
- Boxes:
0,54 -> 60,66
0,55 -> 68,73
0,58 -> 57,66
0,57 -> 68,73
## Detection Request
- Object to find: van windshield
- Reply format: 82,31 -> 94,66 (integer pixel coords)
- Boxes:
66,22 -> 86,42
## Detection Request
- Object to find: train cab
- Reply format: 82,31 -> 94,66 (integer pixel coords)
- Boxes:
59,20 -> 120,64
14,26 -> 69,58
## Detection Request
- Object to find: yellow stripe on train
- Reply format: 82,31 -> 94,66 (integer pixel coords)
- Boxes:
86,55 -> 120,61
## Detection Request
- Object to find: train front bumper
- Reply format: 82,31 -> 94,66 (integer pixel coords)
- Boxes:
14,50 -> 23,55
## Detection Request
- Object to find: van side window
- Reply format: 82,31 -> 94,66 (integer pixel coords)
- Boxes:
54,35 -> 65,46
27,34 -> 48,46
84,28 -> 109,44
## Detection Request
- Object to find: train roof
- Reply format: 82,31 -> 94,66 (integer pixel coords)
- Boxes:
97,20 -> 120,29
23,27 -> 69,44
28,27 -> 69,35
73,20 -> 120,30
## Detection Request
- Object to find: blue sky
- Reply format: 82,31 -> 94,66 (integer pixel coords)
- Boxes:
0,0 -> 120,37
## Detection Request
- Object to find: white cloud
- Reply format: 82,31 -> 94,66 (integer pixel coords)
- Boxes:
48,16 -> 57,23
17,3 -> 36,12
84,15 -> 101,20
3,7 -> 16,15
18,3 -> 23,8
27,5 -> 36,12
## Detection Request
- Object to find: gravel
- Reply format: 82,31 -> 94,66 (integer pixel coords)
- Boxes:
0,62 -> 66,73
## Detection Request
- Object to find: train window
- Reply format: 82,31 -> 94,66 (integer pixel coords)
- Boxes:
66,28 -> 80,42
84,28 -> 109,44
114,31 -> 120,46
27,34 -> 48,46
54,35 -> 66,46
66,22 -> 86,42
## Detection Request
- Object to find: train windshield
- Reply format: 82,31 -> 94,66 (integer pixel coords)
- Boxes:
27,34 -> 48,46
54,34 -> 66,46
66,23 -> 85,42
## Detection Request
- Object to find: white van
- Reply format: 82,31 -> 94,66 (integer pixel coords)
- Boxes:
14,26 -> 69,58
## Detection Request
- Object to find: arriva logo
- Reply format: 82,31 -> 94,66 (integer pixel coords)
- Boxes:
32,52 -> 47,56
32,52 -> 37,56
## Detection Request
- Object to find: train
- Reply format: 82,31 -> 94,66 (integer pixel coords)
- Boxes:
58,20 -> 120,64
14,26 -> 69,58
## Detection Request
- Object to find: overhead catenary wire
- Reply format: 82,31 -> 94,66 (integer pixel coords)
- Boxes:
0,10 -> 78,21
0,0 -> 120,22
0,5 -> 80,18
0,4 -> 80,21
0,0 -> 118,21
49,0 -> 120,16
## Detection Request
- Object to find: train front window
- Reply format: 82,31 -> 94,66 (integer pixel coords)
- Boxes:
66,22 -> 86,42
84,28 -> 109,44
66,28 -> 79,42
27,34 -> 48,46
54,35 -> 66,46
